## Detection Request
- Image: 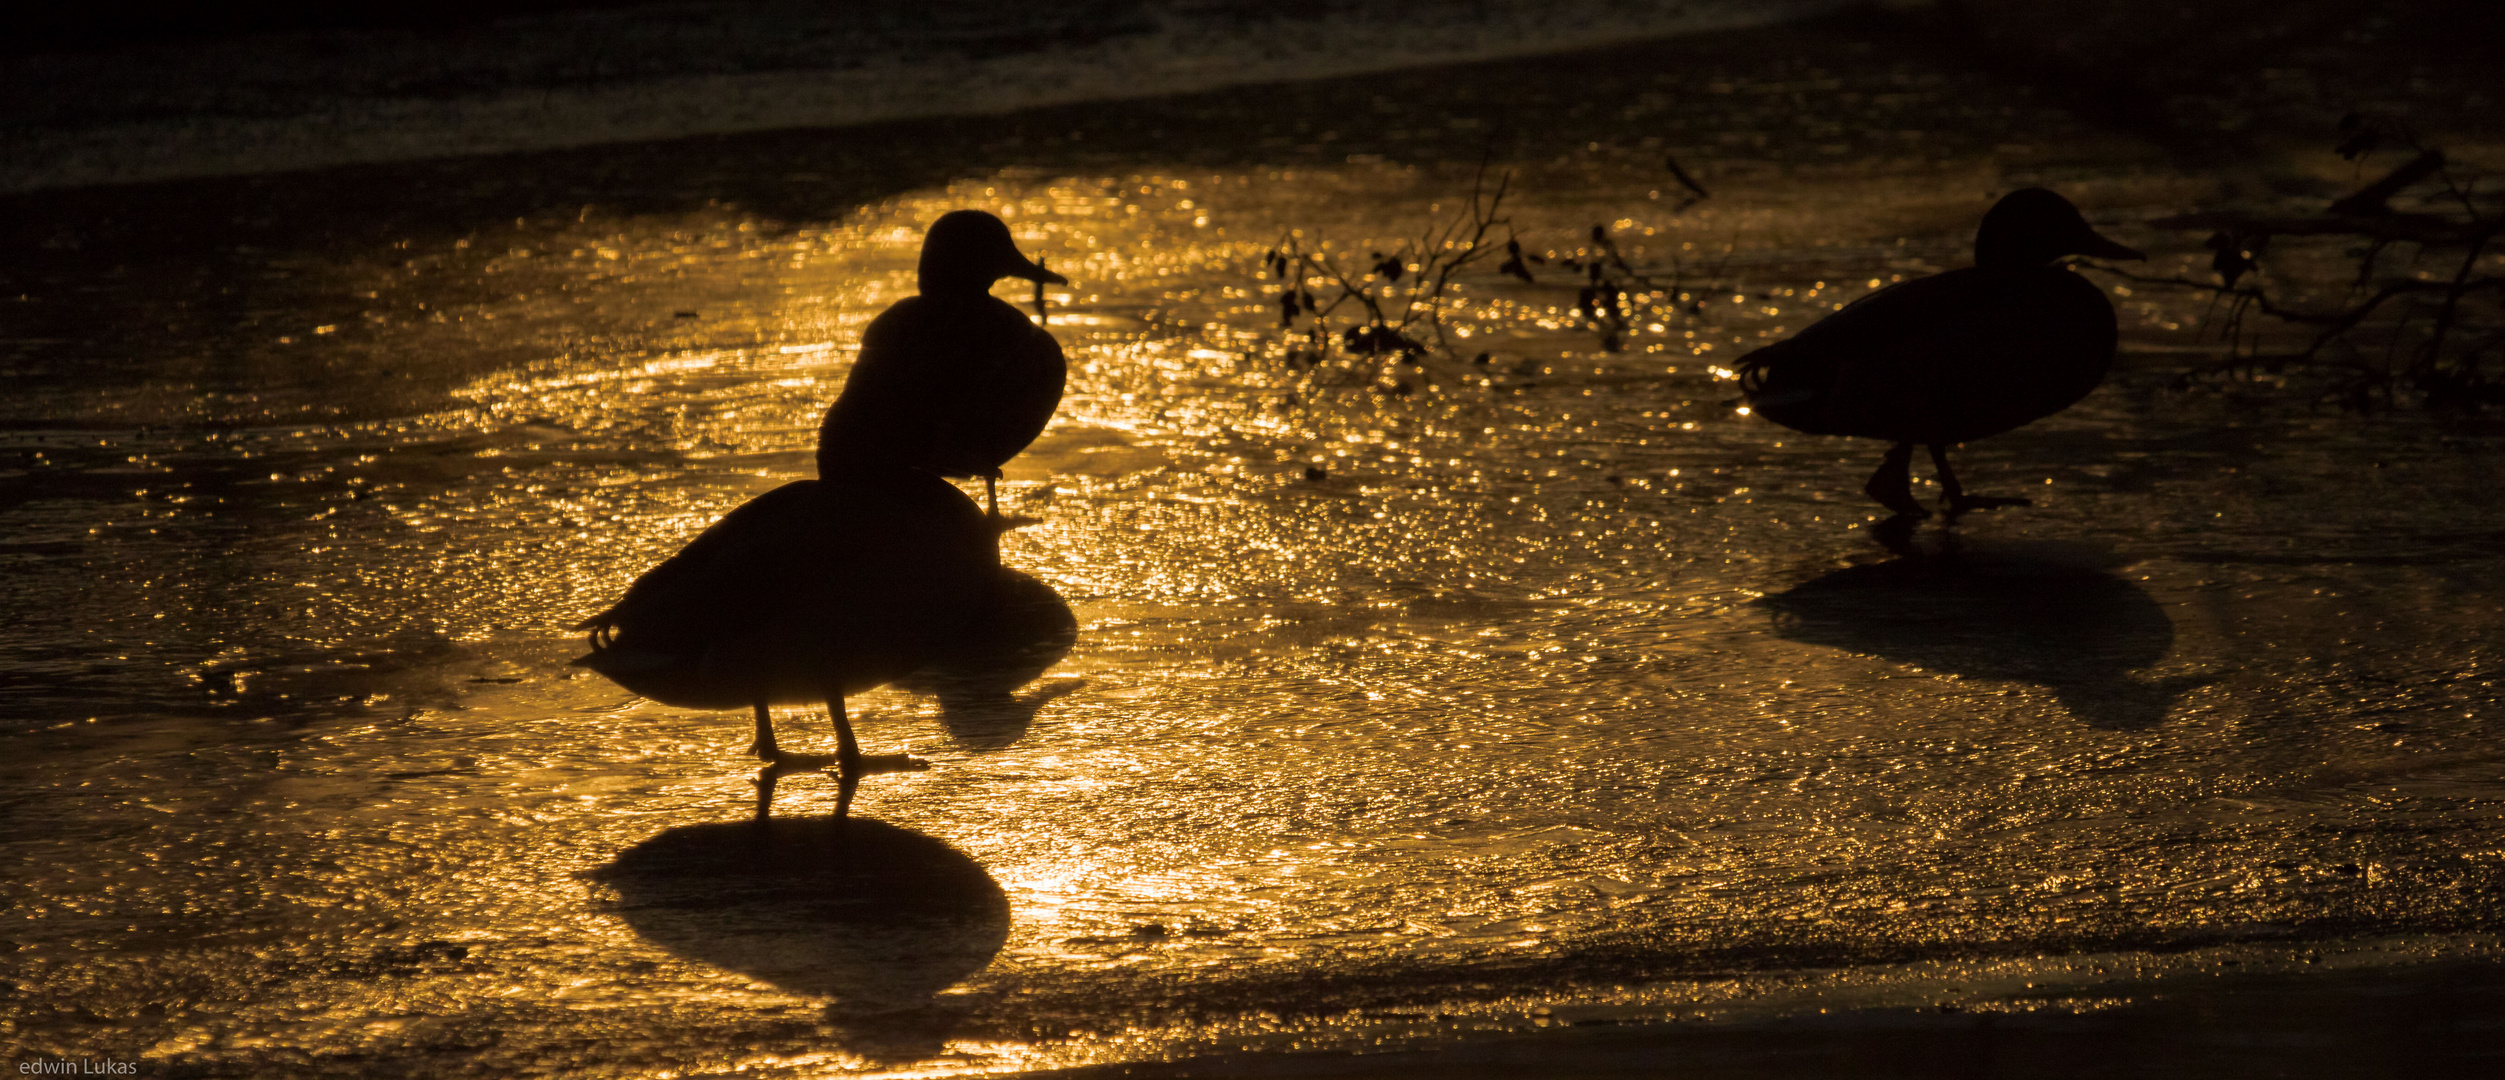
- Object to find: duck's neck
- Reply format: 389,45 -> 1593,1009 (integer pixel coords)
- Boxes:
1973,229 -> 2061,270
918,253 -> 1003,296
1974,248 -> 2056,270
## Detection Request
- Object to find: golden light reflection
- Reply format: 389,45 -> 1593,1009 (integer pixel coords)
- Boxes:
12,6 -> 2505,1072
18,114 -> 2494,1079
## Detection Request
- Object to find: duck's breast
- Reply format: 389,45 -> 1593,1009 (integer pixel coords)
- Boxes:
932,296 -> 1063,474
817,295 -> 1065,478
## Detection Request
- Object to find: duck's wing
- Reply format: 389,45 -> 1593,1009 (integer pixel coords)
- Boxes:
1822,269 -> 2115,441
1737,277 -> 1939,433
816,297 -> 1063,479
1738,270 -> 2115,442
572,481 -> 829,647
575,474 -> 999,688
951,301 -> 1067,474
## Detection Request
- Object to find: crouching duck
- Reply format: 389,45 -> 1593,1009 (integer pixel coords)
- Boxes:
1738,188 -> 2144,519
572,471 -> 1001,821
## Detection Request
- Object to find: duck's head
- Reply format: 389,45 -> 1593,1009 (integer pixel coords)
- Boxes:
1974,188 -> 2145,269
918,210 -> 1070,295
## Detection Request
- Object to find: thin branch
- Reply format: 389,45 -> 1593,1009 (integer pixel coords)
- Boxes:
2419,231 -> 2495,369
2148,211 -> 2494,247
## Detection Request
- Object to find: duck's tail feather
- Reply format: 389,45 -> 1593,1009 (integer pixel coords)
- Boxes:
570,644 -> 675,674
1736,352 -> 1775,397
1736,339 -> 1842,411
572,607 -> 622,653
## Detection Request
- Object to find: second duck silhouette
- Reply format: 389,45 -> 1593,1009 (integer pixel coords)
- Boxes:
573,471 -> 1003,821
817,209 -> 1069,519
1738,188 -> 2143,520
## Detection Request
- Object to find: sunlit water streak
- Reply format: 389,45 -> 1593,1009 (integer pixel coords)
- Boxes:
7,66 -> 2505,1079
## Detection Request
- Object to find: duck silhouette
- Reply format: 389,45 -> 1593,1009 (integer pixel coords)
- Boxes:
1738,188 -> 2143,519
572,470 -> 1002,821
817,209 -> 1069,519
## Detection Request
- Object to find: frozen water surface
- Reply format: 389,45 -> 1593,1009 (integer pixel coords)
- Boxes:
5,17 -> 2505,1078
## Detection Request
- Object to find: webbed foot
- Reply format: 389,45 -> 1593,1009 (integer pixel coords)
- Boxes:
1865,442 -> 1929,519
1871,514 -> 1923,555
1865,477 -> 1930,520
1946,494 -> 2034,513
765,750 -> 842,772
843,752 -> 931,777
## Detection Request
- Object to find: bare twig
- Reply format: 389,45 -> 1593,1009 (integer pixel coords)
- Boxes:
1257,156 -> 1736,396
2093,114 -> 2502,407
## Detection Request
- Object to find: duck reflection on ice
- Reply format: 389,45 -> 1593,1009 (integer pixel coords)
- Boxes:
898,569 -> 1083,751
1763,543 -> 2209,728
594,816 -> 1008,1062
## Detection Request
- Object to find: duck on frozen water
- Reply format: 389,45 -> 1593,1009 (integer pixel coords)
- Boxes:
573,209 -> 1073,822
1737,188 -> 2144,521
572,471 -> 1003,822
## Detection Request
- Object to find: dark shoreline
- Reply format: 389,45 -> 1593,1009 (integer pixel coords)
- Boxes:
1030,951 -> 2505,1078
15,1 -> 2497,427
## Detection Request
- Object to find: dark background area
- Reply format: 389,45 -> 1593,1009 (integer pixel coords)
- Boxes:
14,0 -> 2501,61
7,0 -> 2500,415
11,0 -> 648,53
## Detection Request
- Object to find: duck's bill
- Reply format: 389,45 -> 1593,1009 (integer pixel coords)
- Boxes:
1008,256 -> 1071,285
2075,232 -> 2146,261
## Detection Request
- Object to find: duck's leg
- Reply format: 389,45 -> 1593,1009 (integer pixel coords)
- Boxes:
832,740 -> 858,826
751,701 -> 783,821
751,702 -> 848,820
1928,443 -> 2033,513
1863,441 -> 1928,519
981,469 -> 1043,530
824,690 -> 930,823
750,701 -> 779,761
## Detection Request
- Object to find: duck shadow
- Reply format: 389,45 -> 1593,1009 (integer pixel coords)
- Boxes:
1762,542 -> 2212,728
899,569 -> 1083,751
594,816 -> 1009,1061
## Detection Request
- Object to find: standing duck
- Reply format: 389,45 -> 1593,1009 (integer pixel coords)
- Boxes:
1737,188 -> 2144,519
572,470 -> 1002,821
817,210 -> 1069,518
